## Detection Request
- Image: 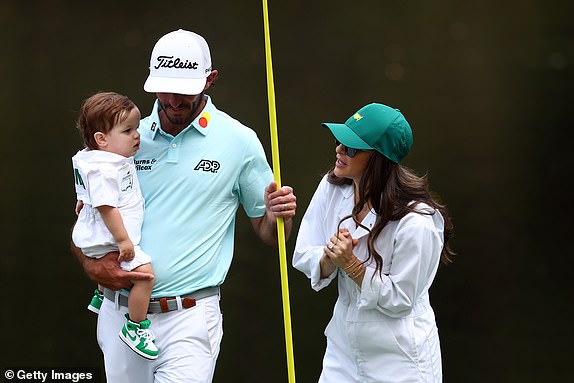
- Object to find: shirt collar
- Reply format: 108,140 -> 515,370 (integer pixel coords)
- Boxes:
341,182 -> 354,199
190,95 -> 215,136
338,182 -> 376,239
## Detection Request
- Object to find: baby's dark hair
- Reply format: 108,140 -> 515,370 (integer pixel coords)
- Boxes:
76,92 -> 137,150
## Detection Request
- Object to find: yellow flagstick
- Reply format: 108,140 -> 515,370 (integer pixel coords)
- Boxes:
261,1 -> 296,382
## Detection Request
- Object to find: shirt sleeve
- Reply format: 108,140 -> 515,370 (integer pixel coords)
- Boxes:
292,176 -> 337,291
86,165 -> 121,208
359,212 -> 443,317
237,131 -> 273,218
72,158 -> 89,203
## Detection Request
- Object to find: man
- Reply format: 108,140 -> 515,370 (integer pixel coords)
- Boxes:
73,29 -> 297,382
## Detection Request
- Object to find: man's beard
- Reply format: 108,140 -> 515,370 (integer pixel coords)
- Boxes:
158,93 -> 204,127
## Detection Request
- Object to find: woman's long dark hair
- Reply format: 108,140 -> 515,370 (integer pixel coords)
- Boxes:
327,152 -> 455,277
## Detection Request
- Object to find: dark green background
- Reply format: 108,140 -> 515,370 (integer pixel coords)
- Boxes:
1,0 -> 573,382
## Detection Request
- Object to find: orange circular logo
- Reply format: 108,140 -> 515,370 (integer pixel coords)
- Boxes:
199,112 -> 211,128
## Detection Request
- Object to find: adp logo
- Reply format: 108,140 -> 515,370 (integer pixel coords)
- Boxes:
194,159 -> 221,173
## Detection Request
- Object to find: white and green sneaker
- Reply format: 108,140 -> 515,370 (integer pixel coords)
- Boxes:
87,289 -> 103,314
119,315 -> 159,360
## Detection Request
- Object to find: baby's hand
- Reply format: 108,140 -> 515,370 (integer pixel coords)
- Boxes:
117,239 -> 135,262
75,200 -> 84,216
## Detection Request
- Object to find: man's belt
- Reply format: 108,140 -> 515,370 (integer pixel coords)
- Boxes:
103,286 -> 219,314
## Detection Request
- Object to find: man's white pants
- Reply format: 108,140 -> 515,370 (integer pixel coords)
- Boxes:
97,293 -> 223,383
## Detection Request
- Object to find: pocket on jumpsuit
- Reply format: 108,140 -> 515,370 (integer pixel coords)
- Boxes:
355,315 -> 420,380
357,317 -> 416,356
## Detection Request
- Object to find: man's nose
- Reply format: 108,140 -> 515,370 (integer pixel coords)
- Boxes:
166,93 -> 185,106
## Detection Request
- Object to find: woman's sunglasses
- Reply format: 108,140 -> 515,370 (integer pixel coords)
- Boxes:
335,140 -> 361,158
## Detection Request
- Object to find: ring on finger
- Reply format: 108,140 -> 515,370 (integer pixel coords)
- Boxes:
328,243 -> 334,250
283,203 -> 288,211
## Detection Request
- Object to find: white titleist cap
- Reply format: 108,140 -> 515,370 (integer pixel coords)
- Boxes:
144,29 -> 212,95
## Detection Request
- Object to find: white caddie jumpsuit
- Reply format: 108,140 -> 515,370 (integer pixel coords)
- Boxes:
293,175 -> 444,383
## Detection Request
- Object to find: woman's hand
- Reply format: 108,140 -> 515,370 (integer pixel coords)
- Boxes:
325,228 -> 364,284
324,228 -> 358,269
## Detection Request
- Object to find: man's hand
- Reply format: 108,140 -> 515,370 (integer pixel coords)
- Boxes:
72,244 -> 153,290
252,181 -> 297,246
264,181 -> 297,221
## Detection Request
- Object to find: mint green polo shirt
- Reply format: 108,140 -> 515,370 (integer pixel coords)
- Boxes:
135,96 -> 273,297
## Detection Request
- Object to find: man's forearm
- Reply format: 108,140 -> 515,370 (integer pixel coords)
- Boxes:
71,241 -> 97,282
71,242 -> 133,290
254,214 -> 293,246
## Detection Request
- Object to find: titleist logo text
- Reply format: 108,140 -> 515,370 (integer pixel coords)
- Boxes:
154,56 -> 198,70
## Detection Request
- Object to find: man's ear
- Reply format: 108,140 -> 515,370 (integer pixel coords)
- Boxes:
94,132 -> 107,148
204,70 -> 219,91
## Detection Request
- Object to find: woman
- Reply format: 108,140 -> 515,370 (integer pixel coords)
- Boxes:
293,103 -> 455,382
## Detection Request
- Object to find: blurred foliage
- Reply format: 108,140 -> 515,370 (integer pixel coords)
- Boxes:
1,0 -> 572,382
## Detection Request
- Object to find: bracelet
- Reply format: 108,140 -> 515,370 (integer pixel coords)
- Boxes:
350,264 -> 364,279
342,258 -> 358,273
346,262 -> 364,279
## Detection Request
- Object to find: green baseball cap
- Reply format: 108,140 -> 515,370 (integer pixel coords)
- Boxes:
322,103 -> 413,163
